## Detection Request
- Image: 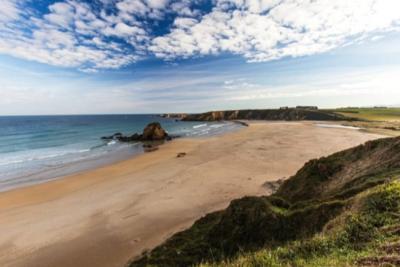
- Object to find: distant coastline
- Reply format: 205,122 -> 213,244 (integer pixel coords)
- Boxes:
162,107 -> 350,122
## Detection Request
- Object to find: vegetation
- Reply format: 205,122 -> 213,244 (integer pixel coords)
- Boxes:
199,181 -> 400,267
333,107 -> 400,122
330,108 -> 400,136
179,107 -> 400,136
182,108 -> 349,122
129,136 -> 400,267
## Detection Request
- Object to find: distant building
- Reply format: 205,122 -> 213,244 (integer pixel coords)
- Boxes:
279,106 -> 289,110
296,106 -> 318,110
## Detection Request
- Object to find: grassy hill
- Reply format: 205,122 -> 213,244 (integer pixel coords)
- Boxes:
129,136 -> 400,267
177,107 -> 400,122
331,108 -> 400,136
334,108 -> 400,122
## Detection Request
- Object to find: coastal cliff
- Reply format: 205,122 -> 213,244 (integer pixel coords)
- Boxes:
181,108 -> 348,121
130,136 -> 400,267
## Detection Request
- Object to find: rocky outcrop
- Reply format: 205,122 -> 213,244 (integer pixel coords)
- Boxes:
101,132 -> 123,140
101,122 -> 170,143
142,122 -> 168,140
182,108 -> 351,122
160,113 -> 188,119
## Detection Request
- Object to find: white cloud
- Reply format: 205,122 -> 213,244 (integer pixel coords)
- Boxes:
146,0 -> 170,9
0,0 -> 400,71
0,0 -> 20,22
151,0 -> 400,62
0,0 -> 150,70
44,2 -> 74,28
221,68 -> 400,108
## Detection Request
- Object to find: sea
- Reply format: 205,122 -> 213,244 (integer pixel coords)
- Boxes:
0,115 -> 242,192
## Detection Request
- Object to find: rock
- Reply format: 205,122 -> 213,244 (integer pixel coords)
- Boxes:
144,146 -> 159,152
117,133 -> 141,142
142,122 -> 168,141
177,152 -> 186,158
160,113 -> 188,119
143,143 -> 153,148
102,122 -> 169,143
101,132 -> 123,140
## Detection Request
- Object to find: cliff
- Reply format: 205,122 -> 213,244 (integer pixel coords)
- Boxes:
182,108 -> 349,121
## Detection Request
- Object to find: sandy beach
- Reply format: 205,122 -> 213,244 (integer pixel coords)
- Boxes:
0,121 -> 385,267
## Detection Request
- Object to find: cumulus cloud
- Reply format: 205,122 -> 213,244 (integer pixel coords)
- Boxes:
151,0 -> 400,62
0,0 -> 152,70
0,0 -> 21,22
0,0 -> 209,70
0,0 -> 400,71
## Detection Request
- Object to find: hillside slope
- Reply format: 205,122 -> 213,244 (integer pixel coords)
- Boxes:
182,109 -> 348,122
129,136 -> 400,267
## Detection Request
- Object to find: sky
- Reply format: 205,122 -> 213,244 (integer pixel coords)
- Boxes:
0,0 -> 400,115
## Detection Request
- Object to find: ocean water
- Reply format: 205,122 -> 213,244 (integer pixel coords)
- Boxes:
0,115 -> 242,192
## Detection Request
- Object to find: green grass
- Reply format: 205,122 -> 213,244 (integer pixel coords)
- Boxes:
200,181 -> 400,267
333,107 -> 400,122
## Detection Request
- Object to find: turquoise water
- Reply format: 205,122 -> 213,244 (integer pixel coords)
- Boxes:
0,115 -> 241,191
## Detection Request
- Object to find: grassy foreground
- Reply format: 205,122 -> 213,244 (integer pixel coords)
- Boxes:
130,136 -> 400,267
200,181 -> 400,267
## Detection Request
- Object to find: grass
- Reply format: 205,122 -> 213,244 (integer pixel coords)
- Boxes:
328,107 -> 400,136
200,181 -> 400,267
333,107 -> 400,122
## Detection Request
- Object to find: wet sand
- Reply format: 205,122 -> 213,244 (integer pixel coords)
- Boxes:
0,121 -> 385,267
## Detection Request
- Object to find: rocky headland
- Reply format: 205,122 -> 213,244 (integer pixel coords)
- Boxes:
181,108 -> 349,121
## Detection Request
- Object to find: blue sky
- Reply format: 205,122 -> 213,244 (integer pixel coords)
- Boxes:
0,0 -> 400,115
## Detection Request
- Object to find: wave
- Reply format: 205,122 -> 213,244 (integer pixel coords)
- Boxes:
0,117 -> 245,191
0,147 -> 92,167
107,140 -> 117,146
316,124 -> 361,130
210,124 -> 224,128
193,124 -> 207,129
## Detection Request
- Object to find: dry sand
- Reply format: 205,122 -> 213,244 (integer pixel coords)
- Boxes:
0,121 -> 385,267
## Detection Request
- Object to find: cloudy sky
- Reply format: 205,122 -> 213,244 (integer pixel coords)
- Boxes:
0,0 -> 400,115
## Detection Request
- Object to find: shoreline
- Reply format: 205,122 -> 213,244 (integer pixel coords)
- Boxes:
0,143 -> 144,193
0,121 -> 386,267
0,121 -> 244,193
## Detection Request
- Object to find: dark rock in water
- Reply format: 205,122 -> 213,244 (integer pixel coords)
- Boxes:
101,132 -> 123,140
142,122 -> 168,141
118,133 -> 140,142
116,135 -> 136,142
102,122 -> 170,143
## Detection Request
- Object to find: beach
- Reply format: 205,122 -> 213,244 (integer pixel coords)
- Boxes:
0,121 -> 385,267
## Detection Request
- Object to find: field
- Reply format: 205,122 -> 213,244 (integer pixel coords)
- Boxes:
327,108 -> 400,136
333,107 -> 400,122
